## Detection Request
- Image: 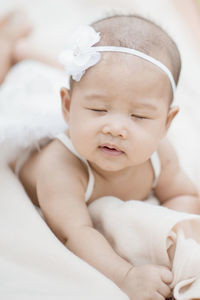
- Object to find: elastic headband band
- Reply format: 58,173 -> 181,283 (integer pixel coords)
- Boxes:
91,46 -> 176,95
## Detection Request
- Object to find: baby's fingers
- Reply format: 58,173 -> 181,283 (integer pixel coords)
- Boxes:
160,268 -> 173,284
154,292 -> 166,300
157,282 -> 172,298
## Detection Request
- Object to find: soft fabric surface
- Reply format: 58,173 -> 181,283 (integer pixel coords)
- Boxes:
0,60 -> 67,164
89,196 -> 200,300
1,164 -> 200,299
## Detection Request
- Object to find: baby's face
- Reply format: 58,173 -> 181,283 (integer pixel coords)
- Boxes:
64,53 -> 174,172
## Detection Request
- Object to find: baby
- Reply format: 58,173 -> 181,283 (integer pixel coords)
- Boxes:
13,15 -> 200,300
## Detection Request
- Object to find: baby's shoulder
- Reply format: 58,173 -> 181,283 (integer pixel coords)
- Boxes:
37,138 -> 88,181
157,138 -> 179,181
157,137 -> 179,171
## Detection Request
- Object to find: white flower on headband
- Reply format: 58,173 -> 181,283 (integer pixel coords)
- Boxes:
59,25 -> 101,81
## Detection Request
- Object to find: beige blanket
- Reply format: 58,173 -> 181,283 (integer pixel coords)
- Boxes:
89,196 -> 200,300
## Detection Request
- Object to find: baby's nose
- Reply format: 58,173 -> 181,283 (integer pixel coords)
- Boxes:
102,119 -> 127,138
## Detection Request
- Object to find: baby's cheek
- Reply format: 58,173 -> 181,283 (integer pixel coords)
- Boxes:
135,132 -> 159,159
70,127 -> 92,155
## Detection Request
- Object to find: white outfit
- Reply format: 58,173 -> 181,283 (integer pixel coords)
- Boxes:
56,132 -> 161,202
0,60 -> 67,165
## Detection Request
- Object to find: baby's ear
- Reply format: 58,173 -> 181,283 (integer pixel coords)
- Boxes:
165,106 -> 179,130
60,87 -> 71,123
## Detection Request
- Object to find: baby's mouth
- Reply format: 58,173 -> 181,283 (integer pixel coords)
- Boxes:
99,144 -> 124,156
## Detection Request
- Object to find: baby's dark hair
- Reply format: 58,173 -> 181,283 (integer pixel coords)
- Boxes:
91,14 -> 181,86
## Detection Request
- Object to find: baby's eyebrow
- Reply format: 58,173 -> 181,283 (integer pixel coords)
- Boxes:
84,92 -> 109,101
135,102 -> 158,111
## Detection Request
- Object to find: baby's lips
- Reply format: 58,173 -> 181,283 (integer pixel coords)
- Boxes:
99,143 -> 125,154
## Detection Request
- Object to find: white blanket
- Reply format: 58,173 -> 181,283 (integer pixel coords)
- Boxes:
1,165 -> 200,300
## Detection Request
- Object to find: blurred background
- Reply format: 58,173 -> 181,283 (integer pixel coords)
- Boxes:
0,0 -> 199,59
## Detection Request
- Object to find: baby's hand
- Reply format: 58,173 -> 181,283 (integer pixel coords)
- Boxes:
120,264 -> 173,300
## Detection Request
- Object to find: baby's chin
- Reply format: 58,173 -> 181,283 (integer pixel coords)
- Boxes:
92,160 -> 130,173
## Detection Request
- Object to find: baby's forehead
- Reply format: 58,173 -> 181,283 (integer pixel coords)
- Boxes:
92,15 -> 181,85
75,54 -> 172,106
100,50 -> 169,72
92,51 -> 171,86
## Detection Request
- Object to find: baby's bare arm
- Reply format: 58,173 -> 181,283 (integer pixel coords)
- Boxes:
36,142 -> 133,288
155,138 -> 200,214
33,141 -> 174,299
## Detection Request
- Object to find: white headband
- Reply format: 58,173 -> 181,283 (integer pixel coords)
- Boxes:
59,25 -> 176,95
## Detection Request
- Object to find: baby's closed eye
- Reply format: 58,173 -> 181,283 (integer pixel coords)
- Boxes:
85,107 -> 107,113
131,114 -> 150,120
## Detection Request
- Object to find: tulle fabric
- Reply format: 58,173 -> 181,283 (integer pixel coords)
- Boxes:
0,60 -> 68,164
